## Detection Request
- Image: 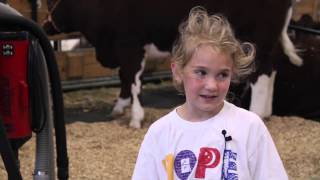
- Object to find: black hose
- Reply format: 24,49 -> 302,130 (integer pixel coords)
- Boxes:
28,36 -> 47,134
0,11 -> 69,180
0,116 -> 23,180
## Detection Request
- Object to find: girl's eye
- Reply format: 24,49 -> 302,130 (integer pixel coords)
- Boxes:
217,72 -> 230,80
195,69 -> 207,77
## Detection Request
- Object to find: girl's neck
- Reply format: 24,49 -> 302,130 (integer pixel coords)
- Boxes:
176,102 -> 224,122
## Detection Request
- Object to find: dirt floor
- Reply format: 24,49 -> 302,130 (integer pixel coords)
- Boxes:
1,81 -> 320,179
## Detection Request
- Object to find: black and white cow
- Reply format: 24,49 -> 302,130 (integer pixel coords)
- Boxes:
43,0 -> 302,128
273,15 -> 320,119
273,37 -> 320,119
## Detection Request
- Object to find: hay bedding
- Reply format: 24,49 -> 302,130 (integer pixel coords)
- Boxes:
1,81 -> 320,179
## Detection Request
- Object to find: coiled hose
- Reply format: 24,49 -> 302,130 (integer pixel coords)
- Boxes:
0,3 -> 69,180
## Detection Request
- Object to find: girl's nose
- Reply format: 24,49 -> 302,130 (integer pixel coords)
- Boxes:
205,77 -> 218,90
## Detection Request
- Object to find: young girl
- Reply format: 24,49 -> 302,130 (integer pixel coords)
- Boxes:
132,7 -> 288,180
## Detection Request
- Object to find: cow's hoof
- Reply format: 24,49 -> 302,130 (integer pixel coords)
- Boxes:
111,109 -> 125,117
111,97 -> 131,117
129,120 -> 141,129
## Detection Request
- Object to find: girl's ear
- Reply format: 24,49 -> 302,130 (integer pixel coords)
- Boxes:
171,62 -> 182,83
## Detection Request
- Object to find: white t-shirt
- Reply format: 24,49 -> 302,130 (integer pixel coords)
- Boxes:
132,101 -> 288,180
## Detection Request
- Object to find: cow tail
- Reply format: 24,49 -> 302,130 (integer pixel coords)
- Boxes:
280,6 -> 303,66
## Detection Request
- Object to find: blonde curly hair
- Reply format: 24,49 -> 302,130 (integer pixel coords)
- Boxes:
171,6 -> 255,92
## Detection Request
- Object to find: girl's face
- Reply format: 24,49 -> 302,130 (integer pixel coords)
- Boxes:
172,45 -> 233,121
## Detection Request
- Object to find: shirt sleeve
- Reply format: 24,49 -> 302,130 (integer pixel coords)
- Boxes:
132,130 -> 160,180
248,121 -> 288,180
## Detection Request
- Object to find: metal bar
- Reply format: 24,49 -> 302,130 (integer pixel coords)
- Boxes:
61,70 -> 172,91
289,24 -> 320,35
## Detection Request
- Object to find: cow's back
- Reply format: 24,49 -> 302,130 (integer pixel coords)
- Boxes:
60,0 -> 291,50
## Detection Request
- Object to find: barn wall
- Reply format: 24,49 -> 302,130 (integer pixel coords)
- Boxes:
56,48 -> 171,81
293,0 -> 320,22
6,0 -> 48,22
55,49 -> 118,81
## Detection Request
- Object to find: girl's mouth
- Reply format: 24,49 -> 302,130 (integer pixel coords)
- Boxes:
200,94 -> 217,99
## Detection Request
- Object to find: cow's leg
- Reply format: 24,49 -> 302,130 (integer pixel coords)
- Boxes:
249,71 -> 277,118
114,58 -> 146,128
111,64 -> 133,117
113,38 -> 146,128
281,6 -> 303,66
129,58 -> 146,128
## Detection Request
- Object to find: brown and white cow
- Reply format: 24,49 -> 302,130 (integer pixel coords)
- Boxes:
43,0 -> 302,128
